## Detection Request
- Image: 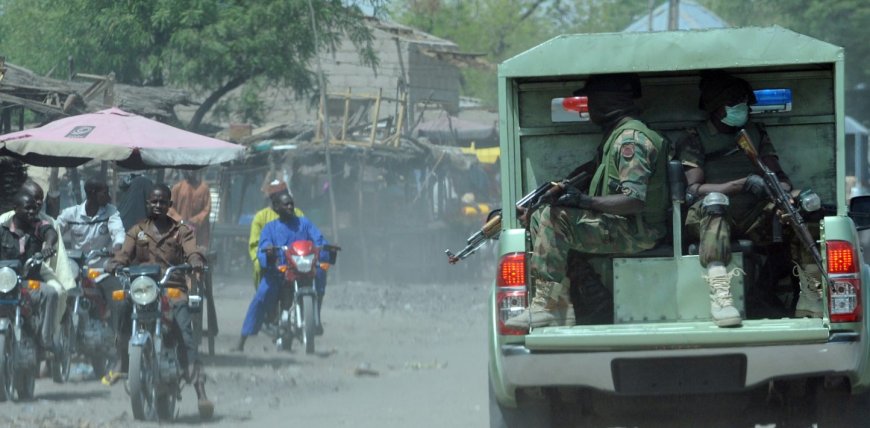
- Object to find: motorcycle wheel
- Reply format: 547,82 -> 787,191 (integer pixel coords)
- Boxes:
14,334 -> 35,401
156,390 -> 177,420
302,294 -> 316,355
0,332 -> 11,401
129,341 -> 158,421
51,315 -> 73,383
14,368 -> 34,401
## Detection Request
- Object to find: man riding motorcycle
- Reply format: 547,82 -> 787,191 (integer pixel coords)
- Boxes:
105,184 -> 213,416
0,192 -> 63,354
56,178 -> 125,312
232,192 -> 330,352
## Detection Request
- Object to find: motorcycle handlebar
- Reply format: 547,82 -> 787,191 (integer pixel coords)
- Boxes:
160,264 -> 192,285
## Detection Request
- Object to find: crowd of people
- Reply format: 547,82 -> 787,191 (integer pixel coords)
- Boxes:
0,168 -> 332,418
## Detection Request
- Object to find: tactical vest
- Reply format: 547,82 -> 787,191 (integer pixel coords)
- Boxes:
696,121 -> 764,215
590,119 -> 669,231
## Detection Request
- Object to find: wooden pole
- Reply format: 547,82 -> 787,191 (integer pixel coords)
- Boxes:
370,88 -> 382,145
341,87 -> 351,141
307,0 -> 341,254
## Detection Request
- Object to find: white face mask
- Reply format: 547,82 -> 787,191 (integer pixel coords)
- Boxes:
721,103 -> 749,128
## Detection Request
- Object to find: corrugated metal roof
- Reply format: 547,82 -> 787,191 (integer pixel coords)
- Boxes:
624,0 -> 729,32
499,26 -> 843,78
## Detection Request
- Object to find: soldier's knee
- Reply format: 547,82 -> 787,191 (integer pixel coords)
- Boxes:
702,192 -> 729,217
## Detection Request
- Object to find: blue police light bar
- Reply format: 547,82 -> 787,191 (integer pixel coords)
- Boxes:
750,89 -> 792,114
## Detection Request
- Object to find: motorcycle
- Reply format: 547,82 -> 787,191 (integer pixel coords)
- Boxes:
0,254 -> 44,401
56,249 -> 116,382
270,242 -> 339,355
115,263 -> 197,421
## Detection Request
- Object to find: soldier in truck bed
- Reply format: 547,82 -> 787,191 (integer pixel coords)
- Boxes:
676,70 -> 823,328
505,73 -> 670,329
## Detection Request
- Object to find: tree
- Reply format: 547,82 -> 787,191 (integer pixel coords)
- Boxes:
0,0 -> 377,130
701,0 -> 870,89
390,0 -> 649,106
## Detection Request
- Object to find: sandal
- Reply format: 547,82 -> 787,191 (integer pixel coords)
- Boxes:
101,370 -> 126,386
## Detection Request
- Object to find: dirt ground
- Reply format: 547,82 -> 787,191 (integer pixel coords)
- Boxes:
0,274 -> 490,427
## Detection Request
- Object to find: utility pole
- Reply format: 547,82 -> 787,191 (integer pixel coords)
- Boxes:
668,0 -> 680,31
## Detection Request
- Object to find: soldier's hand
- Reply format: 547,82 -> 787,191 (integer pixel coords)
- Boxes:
516,206 -> 530,228
742,174 -> 766,198
553,189 -> 593,209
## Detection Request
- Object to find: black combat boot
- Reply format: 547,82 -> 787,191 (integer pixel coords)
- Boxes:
568,256 -> 613,325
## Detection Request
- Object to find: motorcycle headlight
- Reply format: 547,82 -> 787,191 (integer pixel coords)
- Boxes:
0,267 -> 17,293
130,276 -> 158,305
291,254 -> 316,273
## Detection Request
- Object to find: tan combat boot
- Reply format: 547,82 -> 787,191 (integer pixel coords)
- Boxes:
794,263 -> 823,318
705,265 -> 743,327
504,280 -> 569,329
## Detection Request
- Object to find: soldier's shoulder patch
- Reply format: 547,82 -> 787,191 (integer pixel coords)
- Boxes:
136,230 -> 147,241
620,143 -> 636,159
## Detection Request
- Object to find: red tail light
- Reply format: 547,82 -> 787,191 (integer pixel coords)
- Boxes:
496,252 -> 528,335
827,240 -> 857,274
827,240 -> 862,323
497,253 -> 526,287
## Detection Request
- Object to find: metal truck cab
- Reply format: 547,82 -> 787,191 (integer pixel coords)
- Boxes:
489,27 -> 870,422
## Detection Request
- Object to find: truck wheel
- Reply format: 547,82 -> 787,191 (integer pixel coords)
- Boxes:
489,379 -> 552,428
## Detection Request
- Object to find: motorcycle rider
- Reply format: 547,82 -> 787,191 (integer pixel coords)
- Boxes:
232,192 -> 330,352
56,178 -> 125,303
105,184 -> 213,417
0,181 -> 73,356
0,192 -> 64,354
247,180 -> 330,334
248,180 -> 306,292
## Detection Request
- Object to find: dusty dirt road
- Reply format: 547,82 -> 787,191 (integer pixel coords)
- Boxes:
0,276 -> 490,427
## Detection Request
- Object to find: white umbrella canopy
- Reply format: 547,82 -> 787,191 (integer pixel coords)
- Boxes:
0,107 -> 244,169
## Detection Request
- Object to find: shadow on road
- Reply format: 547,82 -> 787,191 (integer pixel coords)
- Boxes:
36,389 -> 111,402
203,352 -> 306,369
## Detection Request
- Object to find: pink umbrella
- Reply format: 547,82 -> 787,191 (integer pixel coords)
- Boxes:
0,107 -> 243,169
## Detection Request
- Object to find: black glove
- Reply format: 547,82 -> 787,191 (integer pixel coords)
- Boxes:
553,188 -> 594,209
743,174 -> 767,198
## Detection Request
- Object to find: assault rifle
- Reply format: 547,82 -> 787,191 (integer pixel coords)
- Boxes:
445,165 -> 593,264
735,129 -> 828,280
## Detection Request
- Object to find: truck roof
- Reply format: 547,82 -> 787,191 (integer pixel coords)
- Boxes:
499,26 -> 843,78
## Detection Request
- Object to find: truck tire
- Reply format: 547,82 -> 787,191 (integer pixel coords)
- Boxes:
489,378 -> 552,428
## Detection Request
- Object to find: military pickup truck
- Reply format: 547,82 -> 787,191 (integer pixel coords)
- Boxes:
487,27 -> 870,427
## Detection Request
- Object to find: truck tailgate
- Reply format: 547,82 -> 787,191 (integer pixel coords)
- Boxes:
524,319 -> 829,351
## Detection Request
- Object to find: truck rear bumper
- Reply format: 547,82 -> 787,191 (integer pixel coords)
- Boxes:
499,333 -> 862,394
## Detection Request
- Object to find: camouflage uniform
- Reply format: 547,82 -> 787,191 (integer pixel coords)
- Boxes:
678,120 -> 817,267
530,118 -> 669,284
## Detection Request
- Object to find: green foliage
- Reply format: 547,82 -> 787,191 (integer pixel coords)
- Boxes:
0,0 -> 377,128
701,0 -> 870,88
391,0 -> 649,106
